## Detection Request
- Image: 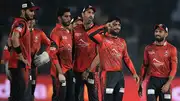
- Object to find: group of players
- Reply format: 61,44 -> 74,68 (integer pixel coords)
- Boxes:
1,1 -> 178,101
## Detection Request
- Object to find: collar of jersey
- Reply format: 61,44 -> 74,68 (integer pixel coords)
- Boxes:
153,41 -> 167,46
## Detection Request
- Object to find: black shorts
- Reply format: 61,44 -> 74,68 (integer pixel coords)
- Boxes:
8,60 -> 30,101
147,76 -> 171,101
74,71 -> 99,101
102,71 -> 124,101
51,69 -> 75,101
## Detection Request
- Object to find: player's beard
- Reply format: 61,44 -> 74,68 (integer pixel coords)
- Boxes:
62,21 -> 70,27
25,13 -> 33,20
85,16 -> 93,25
110,29 -> 120,36
110,31 -> 119,36
155,36 -> 165,42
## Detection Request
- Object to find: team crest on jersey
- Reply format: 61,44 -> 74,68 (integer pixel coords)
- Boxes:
164,50 -> 169,57
34,36 -> 39,42
62,36 -> 67,40
148,50 -> 155,55
75,33 -> 82,37
119,43 -> 124,49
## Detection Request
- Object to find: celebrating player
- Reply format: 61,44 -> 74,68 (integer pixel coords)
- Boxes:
87,16 -> 139,101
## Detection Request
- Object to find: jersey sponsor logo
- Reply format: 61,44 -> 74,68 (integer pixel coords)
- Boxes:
77,39 -> 89,47
104,39 -> 113,44
75,33 -> 82,37
153,58 -> 164,67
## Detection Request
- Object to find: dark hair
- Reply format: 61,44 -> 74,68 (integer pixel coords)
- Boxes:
57,7 -> 70,17
107,16 -> 121,23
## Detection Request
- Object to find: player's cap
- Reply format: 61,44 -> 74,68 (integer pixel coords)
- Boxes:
70,16 -> 82,23
57,7 -> 70,17
74,16 -> 83,22
107,16 -> 121,23
154,24 -> 168,32
21,1 -> 39,10
82,5 -> 96,13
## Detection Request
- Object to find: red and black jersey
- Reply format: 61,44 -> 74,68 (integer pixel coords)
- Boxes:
73,24 -> 98,72
50,24 -> 73,76
8,17 -> 31,69
87,25 -> 136,74
141,41 -> 178,78
30,28 -> 51,56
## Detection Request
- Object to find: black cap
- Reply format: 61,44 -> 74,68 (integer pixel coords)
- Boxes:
154,24 -> 168,32
107,16 -> 121,23
57,7 -> 70,17
82,5 -> 96,13
21,1 -> 39,10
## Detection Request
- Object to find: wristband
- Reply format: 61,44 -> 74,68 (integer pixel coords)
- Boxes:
14,46 -> 22,54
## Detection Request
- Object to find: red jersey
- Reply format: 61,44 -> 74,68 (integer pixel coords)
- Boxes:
87,25 -> 136,74
73,24 -> 98,72
8,17 -> 31,69
142,41 -> 178,78
50,24 -> 73,76
31,28 -> 51,56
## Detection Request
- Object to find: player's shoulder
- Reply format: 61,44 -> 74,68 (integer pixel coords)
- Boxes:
166,42 -> 177,50
34,28 -> 45,34
12,17 -> 27,27
144,43 -> 154,50
34,28 -> 42,32
118,37 -> 126,43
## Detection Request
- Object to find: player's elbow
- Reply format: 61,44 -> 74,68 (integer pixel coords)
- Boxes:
11,37 -> 19,47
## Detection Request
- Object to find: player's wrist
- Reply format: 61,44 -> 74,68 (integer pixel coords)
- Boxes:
14,46 -> 22,54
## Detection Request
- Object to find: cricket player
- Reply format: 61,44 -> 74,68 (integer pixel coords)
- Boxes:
138,24 -> 178,101
2,17 -> 56,101
27,19 -> 52,101
6,1 -> 39,101
73,5 -> 100,101
49,7 -> 75,101
72,16 -> 83,28
87,16 -> 139,101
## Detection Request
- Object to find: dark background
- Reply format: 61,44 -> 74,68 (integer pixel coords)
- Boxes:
0,0 -> 179,76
